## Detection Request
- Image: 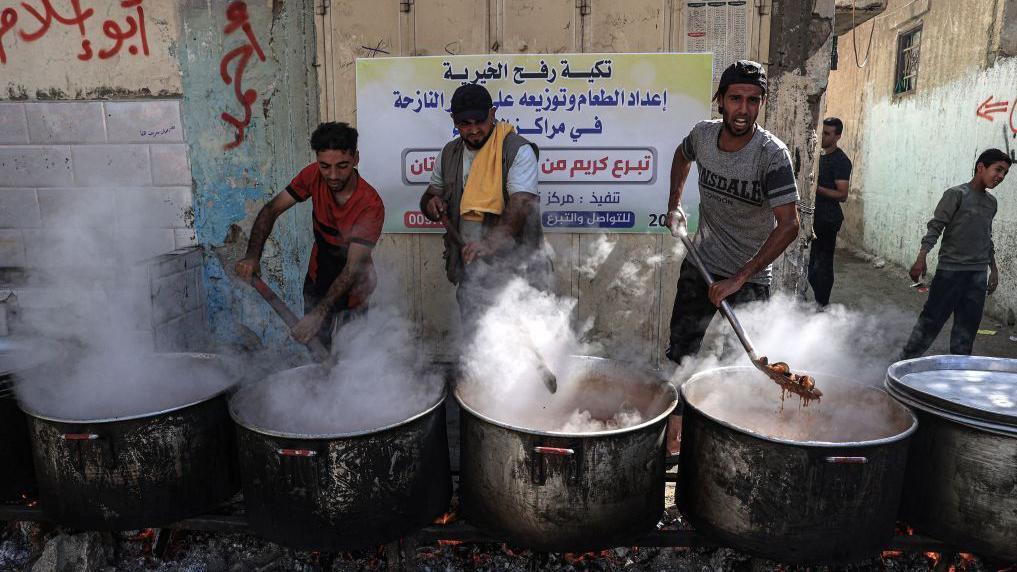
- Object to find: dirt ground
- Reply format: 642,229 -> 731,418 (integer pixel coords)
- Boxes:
826,248 -> 1017,359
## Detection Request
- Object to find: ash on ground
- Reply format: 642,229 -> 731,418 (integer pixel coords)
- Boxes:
0,498 -> 992,572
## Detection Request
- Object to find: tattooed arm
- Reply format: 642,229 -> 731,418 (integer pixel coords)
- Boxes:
235,191 -> 298,279
290,243 -> 370,344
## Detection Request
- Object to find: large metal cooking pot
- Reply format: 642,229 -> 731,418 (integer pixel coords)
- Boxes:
886,355 -> 1017,563
229,364 -> 452,551
0,338 -> 65,501
20,353 -> 238,530
679,366 -> 916,564
456,355 -> 679,552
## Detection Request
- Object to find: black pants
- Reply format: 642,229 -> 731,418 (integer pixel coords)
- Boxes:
808,217 -> 842,306
666,260 -> 770,364
899,269 -> 987,359
302,277 -> 360,350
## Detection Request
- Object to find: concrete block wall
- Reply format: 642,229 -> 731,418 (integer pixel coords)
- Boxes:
0,100 -> 195,269
142,246 -> 210,352
0,100 -> 207,352
5,246 -> 209,355
8,246 -> 210,353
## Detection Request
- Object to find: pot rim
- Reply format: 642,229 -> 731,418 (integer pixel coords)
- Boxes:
17,352 -> 235,424
681,365 -> 917,448
884,382 -> 1017,437
454,355 -> 680,437
886,355 -> 1017,435
228,364 -> 448,439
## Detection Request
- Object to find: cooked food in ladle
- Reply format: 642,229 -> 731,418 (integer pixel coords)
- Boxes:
758,356 -> 823,402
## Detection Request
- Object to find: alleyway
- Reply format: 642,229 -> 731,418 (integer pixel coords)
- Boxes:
828,248 -> 1017,359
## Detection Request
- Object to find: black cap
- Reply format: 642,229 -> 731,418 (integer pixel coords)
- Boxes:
718,60 -> 767,94
450,83 -> 493,123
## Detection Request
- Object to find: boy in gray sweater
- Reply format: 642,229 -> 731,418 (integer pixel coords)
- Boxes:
899,148 -> 1011,359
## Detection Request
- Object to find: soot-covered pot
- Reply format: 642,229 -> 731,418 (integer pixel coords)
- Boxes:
19,352 -> 239,530
229,364 -> 452,550
679,366 -> 916,564
886,356 -> 1017,563
456,355 -> 679,552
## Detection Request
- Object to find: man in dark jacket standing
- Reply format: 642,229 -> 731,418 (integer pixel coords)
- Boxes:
419,83 -> 546,332
899,148 -> 1010,359
808,117 -> 852,307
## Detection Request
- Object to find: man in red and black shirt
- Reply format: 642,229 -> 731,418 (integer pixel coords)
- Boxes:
236,122 -> 385,349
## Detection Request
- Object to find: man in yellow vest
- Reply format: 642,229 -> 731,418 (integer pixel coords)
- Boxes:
419,83 -> 547,333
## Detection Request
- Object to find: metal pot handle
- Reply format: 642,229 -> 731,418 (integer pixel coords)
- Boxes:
824,456 -> 868,464
60,433 -> 100,441
531,444 -> 582,486
276,448 -> 317,457
533,446 -> 574,456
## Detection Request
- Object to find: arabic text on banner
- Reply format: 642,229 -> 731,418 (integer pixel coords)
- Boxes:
356,53 -> 712,233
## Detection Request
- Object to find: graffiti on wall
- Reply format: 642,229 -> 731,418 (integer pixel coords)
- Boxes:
0,0 -> 149,65
976,95 -> 1009,123
975,95 -> 1017,160
219,1 -> 264,150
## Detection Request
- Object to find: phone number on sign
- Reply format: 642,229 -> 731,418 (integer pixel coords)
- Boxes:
403,211 -> 444,229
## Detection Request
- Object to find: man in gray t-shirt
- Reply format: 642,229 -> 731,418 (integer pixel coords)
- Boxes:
664,60 -> 800,365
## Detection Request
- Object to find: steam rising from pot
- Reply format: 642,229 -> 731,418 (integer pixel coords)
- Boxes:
231,306 -> 443,435
17,352 -> 234,421
10,179 -> 234,420
673,295 -> 917,442
457,278 -> 676,433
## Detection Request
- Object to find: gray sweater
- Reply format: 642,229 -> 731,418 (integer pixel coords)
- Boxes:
920,183 -> 997,271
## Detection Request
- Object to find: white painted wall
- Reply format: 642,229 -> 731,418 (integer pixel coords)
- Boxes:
857,58 -> 1017,320
0,100 -> 195,268
0,99 -> 200,348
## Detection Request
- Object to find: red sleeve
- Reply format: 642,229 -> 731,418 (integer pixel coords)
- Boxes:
349,202 -> 385,248
285,163 -> 317,202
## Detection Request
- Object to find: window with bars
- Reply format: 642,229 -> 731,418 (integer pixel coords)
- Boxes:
894,26 -> 922,95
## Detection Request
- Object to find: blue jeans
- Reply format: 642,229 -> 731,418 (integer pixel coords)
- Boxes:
899,269 -> 988,359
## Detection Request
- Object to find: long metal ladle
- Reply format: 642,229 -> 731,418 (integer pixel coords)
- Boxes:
667,210 -> 821,401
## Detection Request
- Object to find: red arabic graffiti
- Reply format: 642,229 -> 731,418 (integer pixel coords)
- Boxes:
0,0 -> 148,65
974,94 -> 1017,138
219,1 -> 265,150
976,96 -> 1009,122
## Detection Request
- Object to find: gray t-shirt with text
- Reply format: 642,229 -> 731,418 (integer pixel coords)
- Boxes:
681,120 -> 799,285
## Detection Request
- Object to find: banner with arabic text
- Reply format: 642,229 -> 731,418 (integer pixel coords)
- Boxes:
356,53 -> 712,233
